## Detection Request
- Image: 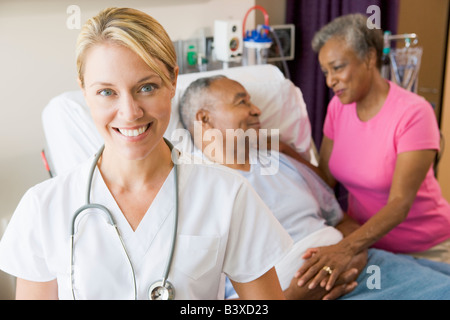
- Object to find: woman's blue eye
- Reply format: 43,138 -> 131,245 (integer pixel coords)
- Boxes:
140,84 -> 155,93
99,89 -> 113,96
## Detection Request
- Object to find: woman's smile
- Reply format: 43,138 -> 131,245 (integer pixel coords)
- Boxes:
115,123 -> 152,138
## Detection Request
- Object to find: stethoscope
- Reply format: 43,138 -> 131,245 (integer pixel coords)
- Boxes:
70,138 -> 179,300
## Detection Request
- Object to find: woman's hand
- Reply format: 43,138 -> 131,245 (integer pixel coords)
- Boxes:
285,267 -> 358,300
294,242 -> 361,292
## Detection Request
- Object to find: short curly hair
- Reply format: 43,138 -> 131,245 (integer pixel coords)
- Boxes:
311,13 -> 383,69
178,75 -> 227,134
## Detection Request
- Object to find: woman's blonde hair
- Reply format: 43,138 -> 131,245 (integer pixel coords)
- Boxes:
76,7 -> 177,88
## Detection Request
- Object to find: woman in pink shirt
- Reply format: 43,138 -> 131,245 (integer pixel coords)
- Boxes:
295,13 -> 450,291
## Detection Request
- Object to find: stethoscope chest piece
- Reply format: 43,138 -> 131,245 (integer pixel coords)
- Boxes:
70,140 -> 179,300
148,280 -> 175,300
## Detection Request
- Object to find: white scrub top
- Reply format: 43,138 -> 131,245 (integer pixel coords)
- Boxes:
0,152 -> 292,300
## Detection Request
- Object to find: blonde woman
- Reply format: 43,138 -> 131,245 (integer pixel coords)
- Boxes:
0,7 -> 292,300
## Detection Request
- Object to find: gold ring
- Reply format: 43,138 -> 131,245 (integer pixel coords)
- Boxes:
322,266 -> 333,275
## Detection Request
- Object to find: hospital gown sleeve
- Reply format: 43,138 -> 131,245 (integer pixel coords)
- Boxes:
288,156 -> 343,226
222,180 -> 293,283
0,188 -> 54,282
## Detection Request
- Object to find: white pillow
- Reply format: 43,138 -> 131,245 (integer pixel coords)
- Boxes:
42,65 -> 313,175
42,90 -> 102,176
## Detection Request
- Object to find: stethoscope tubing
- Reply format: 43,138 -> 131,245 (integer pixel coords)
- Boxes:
70,139 -> 178,300
69,203 -> 137,300
162,151 -> 178,287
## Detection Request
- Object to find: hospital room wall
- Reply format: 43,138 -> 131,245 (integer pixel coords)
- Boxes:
394,0 -> 450,203
439,20 -> 450,203
395,0 -> 450,201
0,0 -> 260,226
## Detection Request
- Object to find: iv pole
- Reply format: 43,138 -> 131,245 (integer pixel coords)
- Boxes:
387,33 -> 418,47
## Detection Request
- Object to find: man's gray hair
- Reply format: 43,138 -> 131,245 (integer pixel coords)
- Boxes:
179,75 -> 227,134
311,13 -> 383,69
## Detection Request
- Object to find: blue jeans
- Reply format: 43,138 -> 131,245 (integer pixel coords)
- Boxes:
224,248 -> 450,300
340,249 -> 450,300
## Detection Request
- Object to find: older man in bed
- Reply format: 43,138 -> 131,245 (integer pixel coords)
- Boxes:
178,75 -> 450,300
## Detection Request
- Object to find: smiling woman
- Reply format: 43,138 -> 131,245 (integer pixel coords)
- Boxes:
75,7 -> 178,164
81,42 -> 174,162
0,7 -> 292,300
292,13 -> 450,292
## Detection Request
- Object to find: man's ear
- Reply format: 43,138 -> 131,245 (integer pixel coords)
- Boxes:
196,109 -> 212,129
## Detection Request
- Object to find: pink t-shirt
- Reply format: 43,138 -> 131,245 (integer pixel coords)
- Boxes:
324,81 -> 450,253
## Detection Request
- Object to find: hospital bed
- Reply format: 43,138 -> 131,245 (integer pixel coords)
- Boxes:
0,64 -> 315,299
41,64 -> 316,177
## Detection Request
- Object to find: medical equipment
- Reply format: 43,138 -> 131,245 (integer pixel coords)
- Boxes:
241,6 -> 291,79
213,20 -> 243,65
381,31 -> 392,80
70,138 -> 179,300
243,26 -> 272,66
242,6 -> 272,67
390,46 -> 423,93
382,32 -> 422,93
266,24 -> 295,63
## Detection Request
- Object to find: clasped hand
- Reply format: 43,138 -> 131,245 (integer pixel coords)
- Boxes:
287,243 -> 367,300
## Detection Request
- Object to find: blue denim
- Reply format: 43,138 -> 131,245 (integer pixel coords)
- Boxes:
340,249 -> 450,300
224,248 -> 450,300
